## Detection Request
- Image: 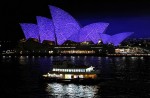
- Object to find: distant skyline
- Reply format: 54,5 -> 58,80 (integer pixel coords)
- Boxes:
2,0 -> 150,40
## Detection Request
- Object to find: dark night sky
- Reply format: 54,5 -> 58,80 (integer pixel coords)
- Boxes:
2,0 -> 150,41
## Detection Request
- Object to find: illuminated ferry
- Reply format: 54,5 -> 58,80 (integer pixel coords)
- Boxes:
42,60 -> 100,83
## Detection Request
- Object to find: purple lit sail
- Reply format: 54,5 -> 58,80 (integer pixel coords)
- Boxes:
68,32 -> 80,42
99,34 -> 111,44
69,23 -> 109,43
110,32 -> 134,46
20,23 -> 39,40
49,5 -> 81,45
36,16 -> 55,43
79,22 -> 109,43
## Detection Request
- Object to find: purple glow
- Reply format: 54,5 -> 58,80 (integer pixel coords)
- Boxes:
80,22 -> 109,43
68,32 -> 80,42
69,23 -> 109,43
36,16 -> 55,43
99,34 -> 111,44
49,5 -> 81,45
20,23 -> 39,40
110,32 -> 134,46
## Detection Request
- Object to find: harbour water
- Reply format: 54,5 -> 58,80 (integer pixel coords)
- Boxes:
0,56 -> 150,97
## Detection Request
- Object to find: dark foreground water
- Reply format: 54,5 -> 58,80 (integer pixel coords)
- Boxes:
0,56 -> 150,98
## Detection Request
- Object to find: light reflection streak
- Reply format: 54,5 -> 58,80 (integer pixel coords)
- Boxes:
46,83 -> 99,98
140,57 -> 143,60
84,56 -> 87,60
19,56 -> 27,65
98,57 -> 101,60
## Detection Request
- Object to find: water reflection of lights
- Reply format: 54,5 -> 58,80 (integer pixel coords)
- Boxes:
98,57 -> 101,60
84,56 -> 87,60
50,56 -> 53,60
131,57 -> 135,59
122,57 -> 125,60
71,56 -> 75,59
71,56 -> 75,61
46,83 -> 99,97
140,57 -> 143,60
115,57 -> 120,62
19,56 -> 27,64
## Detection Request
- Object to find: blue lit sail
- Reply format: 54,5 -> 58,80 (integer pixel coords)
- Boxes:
110,32 -> 134,46
36,16 -> 55,43
79,22 -> 109,43
99,34 -> 111,44
20,23 -> 39,40
49,5 -> 81,45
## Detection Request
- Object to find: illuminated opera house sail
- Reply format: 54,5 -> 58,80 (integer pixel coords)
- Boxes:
20,5 -> 133,46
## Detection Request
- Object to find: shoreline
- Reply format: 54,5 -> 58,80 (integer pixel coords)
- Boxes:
1,53 -> 150,57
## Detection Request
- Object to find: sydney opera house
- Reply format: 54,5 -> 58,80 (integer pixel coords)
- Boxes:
18,5 -> 134,55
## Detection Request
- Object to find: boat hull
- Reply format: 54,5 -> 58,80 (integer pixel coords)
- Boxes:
42,77 -> 101,84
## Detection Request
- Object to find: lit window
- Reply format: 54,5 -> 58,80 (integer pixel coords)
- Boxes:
68,69 -> 71,72
64,69 -> 67,72
53,68 -> 55,71
78,69 -> 81,72
79,75 -> 83,78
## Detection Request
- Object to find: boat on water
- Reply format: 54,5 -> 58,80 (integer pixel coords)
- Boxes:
42,60 -> 101,84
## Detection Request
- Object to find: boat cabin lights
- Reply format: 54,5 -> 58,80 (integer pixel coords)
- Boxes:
47,73 -> 63,78
53,68 -> 86,72
86,66 -> 95,72
52,66 -> 95,72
